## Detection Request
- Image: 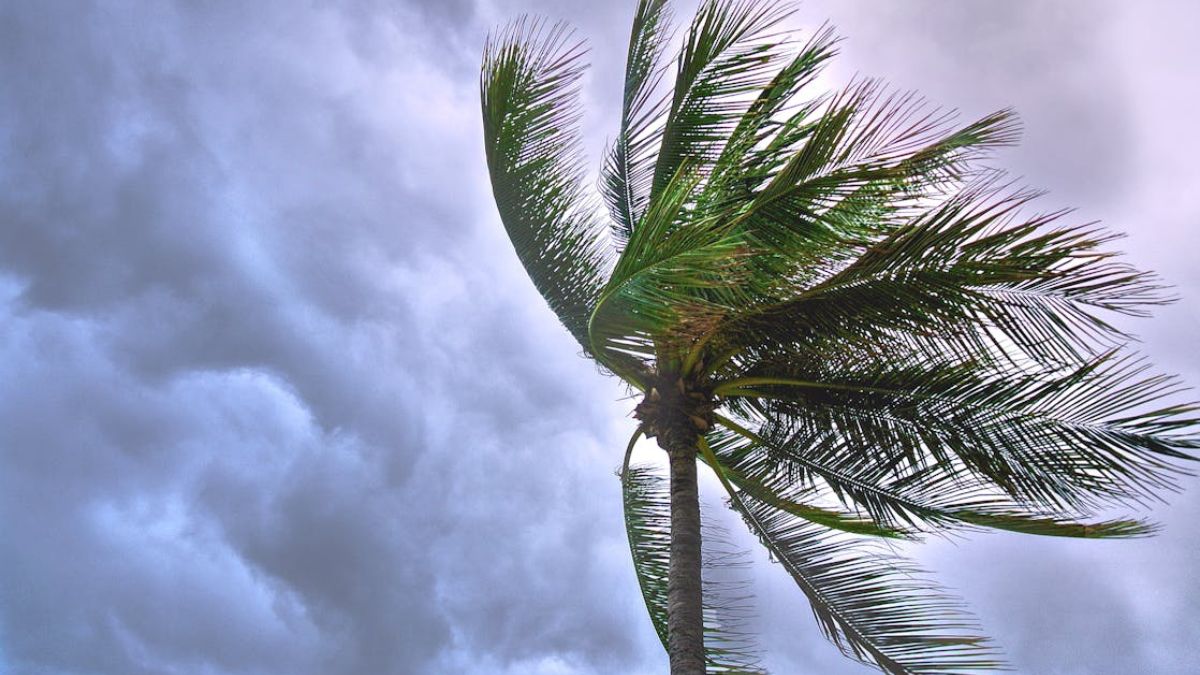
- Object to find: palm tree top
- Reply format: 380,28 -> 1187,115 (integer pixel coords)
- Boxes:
480,1 -> 1198,672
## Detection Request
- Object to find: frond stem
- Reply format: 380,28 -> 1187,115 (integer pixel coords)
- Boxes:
714,376 -> 898,398
622,425 -> 647,478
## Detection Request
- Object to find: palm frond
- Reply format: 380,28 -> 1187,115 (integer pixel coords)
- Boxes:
698,438 -> 916,539
709,418 -> 1159,539
698,24 -> 840,212
754,82 -> 940,207
603,0 -> 674,245
652,0 -> 795,198
482,19 -> 612,353
702,96 -> 1018,322
622,464 -> 673,649
699,506 -> 765,673
734,84 -> 1019,244
712,176 -> 1171,373
737,498 -> 1005,674
715,349 -> 1198,514
699,438 -> 1006,674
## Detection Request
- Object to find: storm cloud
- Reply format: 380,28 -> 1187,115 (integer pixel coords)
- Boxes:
1,1 -> 1197,674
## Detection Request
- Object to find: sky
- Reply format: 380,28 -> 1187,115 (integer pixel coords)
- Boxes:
1,1 -> 1197,674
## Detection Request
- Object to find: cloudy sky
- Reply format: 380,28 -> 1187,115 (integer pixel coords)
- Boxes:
1,1 -> 1198,674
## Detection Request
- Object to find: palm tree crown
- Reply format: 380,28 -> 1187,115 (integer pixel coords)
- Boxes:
481,1 -> 1197,673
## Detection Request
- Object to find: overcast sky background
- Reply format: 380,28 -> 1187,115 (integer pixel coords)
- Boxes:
1,1 -> 1198,674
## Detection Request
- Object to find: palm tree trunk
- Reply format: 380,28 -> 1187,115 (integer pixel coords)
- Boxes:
667,441 -> 705,674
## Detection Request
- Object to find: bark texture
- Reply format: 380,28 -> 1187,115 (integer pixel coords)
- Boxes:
666,442 -> 705,674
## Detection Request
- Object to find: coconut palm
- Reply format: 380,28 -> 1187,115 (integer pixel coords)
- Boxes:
480,1 -> 1197,673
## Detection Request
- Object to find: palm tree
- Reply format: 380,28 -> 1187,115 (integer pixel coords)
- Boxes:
480,1 -> 1198,673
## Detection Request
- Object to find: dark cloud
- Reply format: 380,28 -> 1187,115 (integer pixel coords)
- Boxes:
0,1 -> 643,674
1,1 -> 1197,674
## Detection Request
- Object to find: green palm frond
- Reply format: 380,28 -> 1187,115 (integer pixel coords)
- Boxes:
700,513 -> 764,673
604,0 -> 674,245
589,163 -> 754,377
709,418 -> 1159,540
698,24 -> 839,213
699,438 -> 1006,674
734,498 -> 1004,674
482,20 -> 612,353
709,175 -> 1171,380
622,464 -> 673,648
698,436 -> 915,539
725,86 -> 1019,261
716,350 -> 1198,514
590,2 -> 827,373
652,0 -> 795,199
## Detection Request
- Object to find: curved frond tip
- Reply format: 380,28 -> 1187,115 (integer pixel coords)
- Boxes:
481,18 -> 612,354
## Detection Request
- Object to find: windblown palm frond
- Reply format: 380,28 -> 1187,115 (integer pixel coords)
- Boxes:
604,0 -> 674,246
482,20 -> 611,353
708,416 -> 1161,540
716,349 -> 1197,511
652,0 -> 796,199
728,482 -> 1003,674
699,436 -> 1005,673
709,175 -> 1169,374
481,1 -> 1198,673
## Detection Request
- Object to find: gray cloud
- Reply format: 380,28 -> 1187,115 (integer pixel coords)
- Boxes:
1,1 -> 1197,674
0,2 -> 643,674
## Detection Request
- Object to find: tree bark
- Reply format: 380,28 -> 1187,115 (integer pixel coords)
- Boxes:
667,442 -> 705,674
